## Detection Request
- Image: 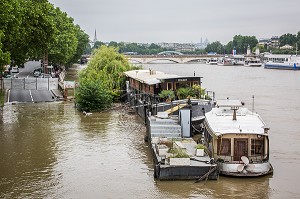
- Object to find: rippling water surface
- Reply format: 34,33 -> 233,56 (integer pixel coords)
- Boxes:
1,63 -> 300,198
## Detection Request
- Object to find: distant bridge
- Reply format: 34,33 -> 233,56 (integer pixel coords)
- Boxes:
127,55 -> 219,64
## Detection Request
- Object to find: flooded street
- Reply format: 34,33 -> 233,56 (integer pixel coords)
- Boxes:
1,63 -> 300,198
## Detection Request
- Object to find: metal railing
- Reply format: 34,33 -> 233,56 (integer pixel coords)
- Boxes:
214,154 -> 266,163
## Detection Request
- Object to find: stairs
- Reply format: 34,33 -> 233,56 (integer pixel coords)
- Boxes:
149,117 -> 181,138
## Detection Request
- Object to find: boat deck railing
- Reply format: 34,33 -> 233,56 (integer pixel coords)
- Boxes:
215,154 -> 267,163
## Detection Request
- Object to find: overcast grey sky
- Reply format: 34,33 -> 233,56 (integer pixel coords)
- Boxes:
48,0 -> 299,44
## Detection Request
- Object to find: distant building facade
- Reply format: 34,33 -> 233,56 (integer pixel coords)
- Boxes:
258,36 -> 279,49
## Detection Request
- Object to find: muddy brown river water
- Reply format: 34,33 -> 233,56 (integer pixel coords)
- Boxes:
1,63 -> 300,198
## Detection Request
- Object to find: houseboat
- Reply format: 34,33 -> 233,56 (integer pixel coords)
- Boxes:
263,54 -> 300,70
124,69 -> 218,180
203,99 -> 273,177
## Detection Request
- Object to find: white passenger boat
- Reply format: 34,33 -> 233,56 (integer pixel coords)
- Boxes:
203,99 -> 273,177
244,57 -> 262,67
217,57 -> 234,66
264,55 -> 300,70
206,57 -> 218,65
231,55 -> 245,65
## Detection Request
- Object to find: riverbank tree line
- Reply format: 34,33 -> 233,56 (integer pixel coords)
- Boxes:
0,0 -> 90,76
87,31 -> 300,56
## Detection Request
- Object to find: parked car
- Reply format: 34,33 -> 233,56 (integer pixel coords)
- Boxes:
33,70 -> 41,77
11,67 -> 19,74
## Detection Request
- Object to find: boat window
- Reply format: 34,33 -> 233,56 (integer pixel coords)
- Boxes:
175,82 -> 190,90
217,138 -> 231,155
251,138 -> 264,155
167,82 -> 173,90
193,81 -> 198,85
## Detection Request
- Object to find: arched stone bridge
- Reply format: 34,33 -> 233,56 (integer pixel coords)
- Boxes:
127,55 -> 219,64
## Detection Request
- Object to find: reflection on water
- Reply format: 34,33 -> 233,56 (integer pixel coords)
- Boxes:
1,63 -> 300,198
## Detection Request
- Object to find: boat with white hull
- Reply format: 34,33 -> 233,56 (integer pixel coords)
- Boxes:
203,99 -> 273,177
264,55 -> 300,70
217,57 -> 234,66
244,57 -> 262,67
206,57 -> 218,65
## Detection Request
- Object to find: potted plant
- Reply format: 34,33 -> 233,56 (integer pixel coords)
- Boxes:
158,90 -> 175,102
195,144 -> 205,156
168,147 -> 191,166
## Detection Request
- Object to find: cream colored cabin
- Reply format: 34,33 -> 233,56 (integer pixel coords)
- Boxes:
203,99 -> 270,164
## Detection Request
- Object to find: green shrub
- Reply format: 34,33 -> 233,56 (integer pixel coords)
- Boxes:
75,78 -> 113,111
176,87 -> 193,99
168,147 -> 190,158
158,90 -> 175,101
195,144 -> 205,149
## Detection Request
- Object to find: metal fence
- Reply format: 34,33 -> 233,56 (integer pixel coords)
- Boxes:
3,78 -> 58,90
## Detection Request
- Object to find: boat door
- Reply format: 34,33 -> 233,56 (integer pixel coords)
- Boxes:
234,139 -> 248,161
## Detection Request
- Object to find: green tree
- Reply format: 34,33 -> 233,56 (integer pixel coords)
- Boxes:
48,8 -> 78,66
93,41 -> 106,50
232,35 -> 258,54
76,46 -> 137,111
225,41 -> 233,54
75,77 -> 113,111
68,25 -> 90,64
0,31 -> 10,76
0,0 -> 89,68
279,33 -> 297,47
205,41 -> 224,54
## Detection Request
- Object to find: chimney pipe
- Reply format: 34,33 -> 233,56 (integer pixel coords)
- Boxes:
233,108 -> 237,120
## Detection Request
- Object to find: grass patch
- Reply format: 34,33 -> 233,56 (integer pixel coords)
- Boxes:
0,89 -> 5,106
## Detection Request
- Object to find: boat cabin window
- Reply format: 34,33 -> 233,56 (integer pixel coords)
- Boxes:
217,138 -> 231,155
175,82 -> 190,90
193,81 -> 199,86
167,82 -> 173,90
251,138 -> 264,155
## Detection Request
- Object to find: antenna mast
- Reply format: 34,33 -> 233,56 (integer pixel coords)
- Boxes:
252,95 -> 255,114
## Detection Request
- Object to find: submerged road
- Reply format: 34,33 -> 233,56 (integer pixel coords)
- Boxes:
8,89 -> 54,103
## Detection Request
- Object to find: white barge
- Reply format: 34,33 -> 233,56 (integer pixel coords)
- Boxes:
203,99 -> 273,177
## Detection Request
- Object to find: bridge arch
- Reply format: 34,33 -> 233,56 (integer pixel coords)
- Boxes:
157,51 -> 183,55
147,58 -> 180,64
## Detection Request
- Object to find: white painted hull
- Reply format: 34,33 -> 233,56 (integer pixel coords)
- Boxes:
206,61 -> 217,65
244,63 -> 262,67
218,161 -> 273,177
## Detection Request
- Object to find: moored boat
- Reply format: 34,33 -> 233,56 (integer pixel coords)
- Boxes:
206,57 -> 218,65
217,57 -> 235,66
203,99 -> 273,177
244,56 -> 262,67
124,69 -> 218,180
264,55 -> 300,70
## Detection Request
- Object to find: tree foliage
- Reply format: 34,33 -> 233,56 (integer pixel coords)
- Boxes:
205,41 -> 224,54
0,31 -> 10,75
76,46 -> 140,111
0,0 -> 89,68
158,90 -> 175,101
75,78 -> 113,112
279,33 -> 297,46
232,35 -> 258,54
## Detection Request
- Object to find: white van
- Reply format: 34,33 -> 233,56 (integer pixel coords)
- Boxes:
11,67 -> 19,74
